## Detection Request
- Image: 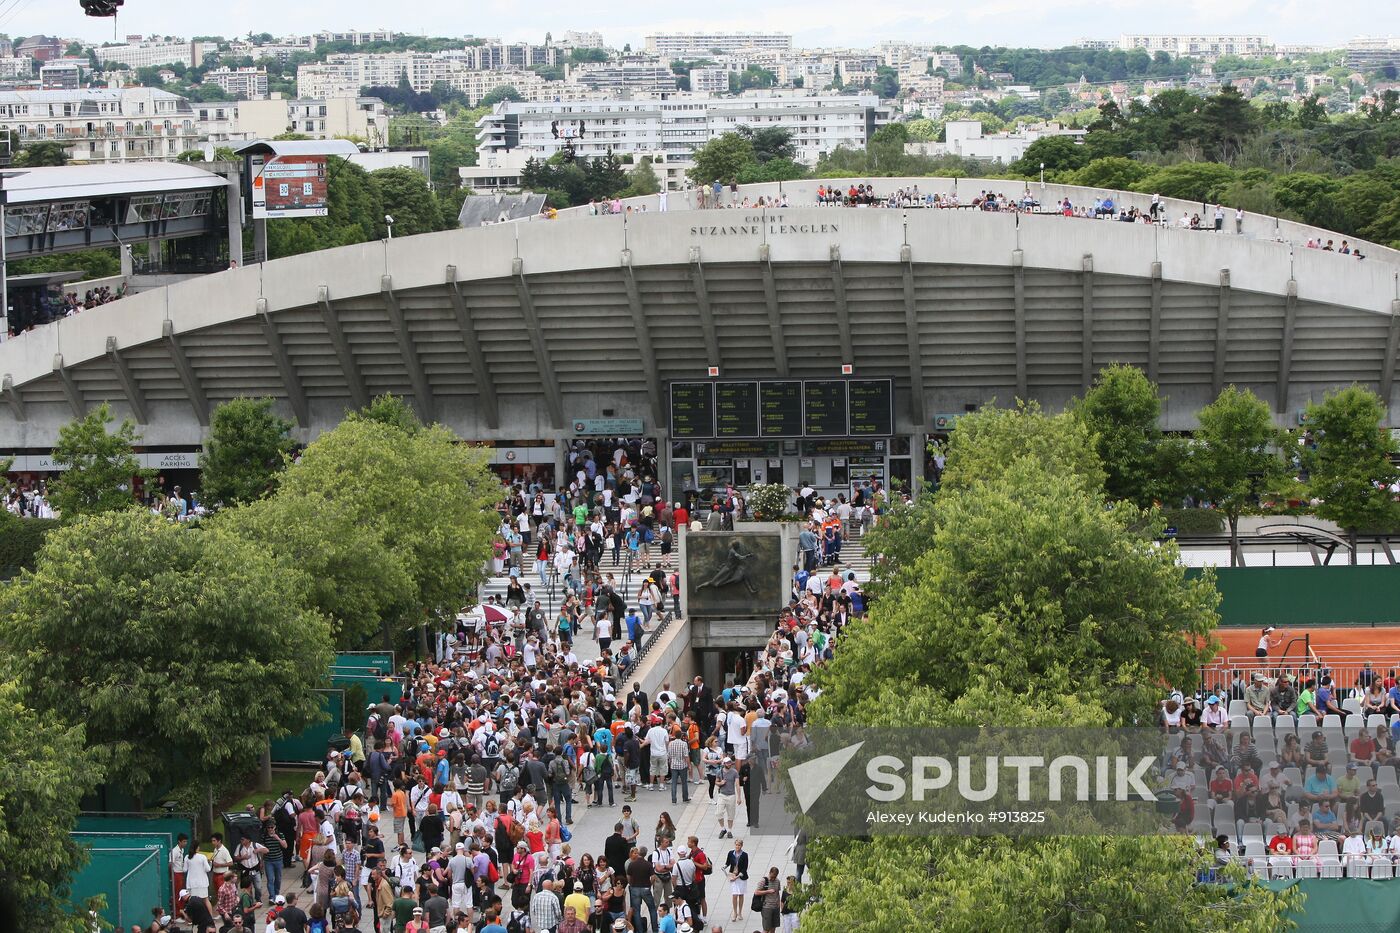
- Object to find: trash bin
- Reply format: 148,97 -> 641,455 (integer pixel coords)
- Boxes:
221,810 -> 262,849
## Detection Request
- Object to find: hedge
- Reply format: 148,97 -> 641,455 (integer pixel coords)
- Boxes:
0,514 -> 59,579
1159,508 -> 1226,536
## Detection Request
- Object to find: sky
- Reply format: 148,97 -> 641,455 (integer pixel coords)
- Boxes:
7,0 -> 1398,51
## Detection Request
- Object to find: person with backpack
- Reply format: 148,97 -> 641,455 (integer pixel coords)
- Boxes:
546,746 -> 573,825
496,754 -> 522,808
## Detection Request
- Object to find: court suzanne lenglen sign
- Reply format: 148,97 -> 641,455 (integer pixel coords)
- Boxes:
689,214 -> 839,238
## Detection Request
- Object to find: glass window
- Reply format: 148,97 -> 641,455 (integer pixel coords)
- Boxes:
46,201 -> 89,232
5,204 -> 50,236
125,194 -> 163,223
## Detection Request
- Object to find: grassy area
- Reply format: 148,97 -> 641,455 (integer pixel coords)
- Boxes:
225,768 -> 317,816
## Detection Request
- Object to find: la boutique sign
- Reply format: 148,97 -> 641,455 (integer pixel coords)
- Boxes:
689,214 -> 839,237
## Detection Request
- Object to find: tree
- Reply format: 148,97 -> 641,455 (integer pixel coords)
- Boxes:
372,166 -> 446,236
273,415 -> 501,652
0,511 -> 333,798
13,141 -> 69,167
479,85 -> 522,107
737,126 -> 796,163
1131,161 -> 1236,202
620,157 -> 661,196
1302,385 -> 1400,562
1070,156 -> 1151,190
1074,364 -> 1164,508
11,248 -> 120,280
688,133 -> 755,184
198,397 -> 295,507
1192,386 -> 1285,566
1009,135 -> 1089,176
0,680 -> 106,933
48,403 -> 152,518
799,402 -> 1296,931
217,492 -> 415,648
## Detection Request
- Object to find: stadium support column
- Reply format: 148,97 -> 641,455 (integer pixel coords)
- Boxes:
226,174 -> 243,266
255,300 -> 307,428
1212,269 -> 1231,398
1,374 -> 23,421
1147,262 -> 1162,384
163,319 -> 209,426
900,244 -> 926,428
758,244 -> 789,377
687,248 -> 721,372
513,258 -> 564,430
620,250 -> 665,429
106,337 -> 149,425
1277,279 -> 1298,417
1012,249 -> 1026,401
319,286 -> 369,411
445,265 -> 500,430
830,246 -> 852,366
381,275 -> 434,424
53,355 -> 84,419
1080,254 -> 1095,394
1382,299 -> 1400,414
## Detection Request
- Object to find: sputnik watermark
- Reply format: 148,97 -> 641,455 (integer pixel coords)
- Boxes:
780,728 -> 1179,836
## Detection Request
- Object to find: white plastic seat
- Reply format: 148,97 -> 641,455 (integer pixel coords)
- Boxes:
1242,839 -> 1267,858
1319,854 -> 1345,878
1343,697 -> 1363,716
1230,714 -> 1251,733
1229,699 -> 1248,717
1323,713 -> 1344,731
1213,801 -> 1235,831
1378,769 -> 1399,791
1240,822 -> 1264,846
1373,860 -> 1395,880
1368,714 -> 1389,731
1344,714 -> 1364,736
1274,714 -> 1297,736
1295,859 -> 1318,879
1269,857 -> 1295,879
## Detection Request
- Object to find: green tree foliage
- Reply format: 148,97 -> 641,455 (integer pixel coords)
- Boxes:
217,492 -> 414,648
521,152 -> 629,206
198,397 -> 295,507
1303,385 -> 1400,560
0,512 -> 58,579
1191,386 -> 1285,566
688,132 -> 755,184
620,157 -> 661,197
480,85 -> 523,106
373,166 -> 449,235
272,413 -> 501,650
1009,135 -> 1089,175
0,510 -> 333,797
801,401 -> 1296,930
728,65 -> 777,92
49,403 -> 153,518
1069,156 -> 1152,189
1073,364 -> 1165,507
13,141 -> 70,166
737,126 -> 796,163
1131,161 -> 1236,201
0,680 -> 106,933
10,248 -> 120,280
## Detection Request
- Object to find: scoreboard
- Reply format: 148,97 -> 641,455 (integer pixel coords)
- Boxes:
670,379 -> 892,439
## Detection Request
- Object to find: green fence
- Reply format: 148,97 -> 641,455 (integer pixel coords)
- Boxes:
1264,878 -> 1400,930
70,830 -> 175,930
1187,566 -> 1400,627
270,689 -> 343,763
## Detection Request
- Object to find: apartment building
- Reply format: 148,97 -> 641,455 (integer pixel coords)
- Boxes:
315,30 -> 396,46
689,68 -> 730,94
476,93 -> 888,185
93,38 -> 215,69
1116,34 -> 1272,57
202,67 -> 269,100
644,32 -> 792,57
0,87 -> 199,163
568,63 -> 677,95
38,61 -> 81,90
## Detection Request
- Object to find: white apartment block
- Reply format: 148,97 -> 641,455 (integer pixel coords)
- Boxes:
198,96 -> 389,147
315,30 -> 396,46
202,67 -> 269,100
0,88 -> 199,163
1117,34 -> 1272,57
558,31 -> 606,49
476,93 -> 888,185
644,33 -> 792,57
689,68 -> 730,94
444,69 -> 555,105
568,63 -> 677,95
296,63 -> 360,100
0,57 -> 34,78
94,39 -> 215,69
39,61 -> 82,90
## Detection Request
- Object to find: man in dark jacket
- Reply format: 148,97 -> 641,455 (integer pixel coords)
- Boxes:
604,824 -> 631,877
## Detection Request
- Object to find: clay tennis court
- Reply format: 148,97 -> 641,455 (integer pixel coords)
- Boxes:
1200,625 -> 1400,688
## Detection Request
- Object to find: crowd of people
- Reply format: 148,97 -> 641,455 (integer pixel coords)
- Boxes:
6,281 -> 126,336
1159,655 -> 1400,879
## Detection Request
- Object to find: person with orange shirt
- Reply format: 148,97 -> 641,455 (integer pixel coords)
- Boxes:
390,781 -> 409,848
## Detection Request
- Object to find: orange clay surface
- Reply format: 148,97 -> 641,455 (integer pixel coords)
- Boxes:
1210,625 -> 1400,662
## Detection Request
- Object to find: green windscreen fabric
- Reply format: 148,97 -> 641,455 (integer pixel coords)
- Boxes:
1262,878 -> 1400,930
1186,566 -> 1400,626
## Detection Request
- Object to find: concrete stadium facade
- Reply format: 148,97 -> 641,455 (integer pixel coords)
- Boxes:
2,178 -> 1398,491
